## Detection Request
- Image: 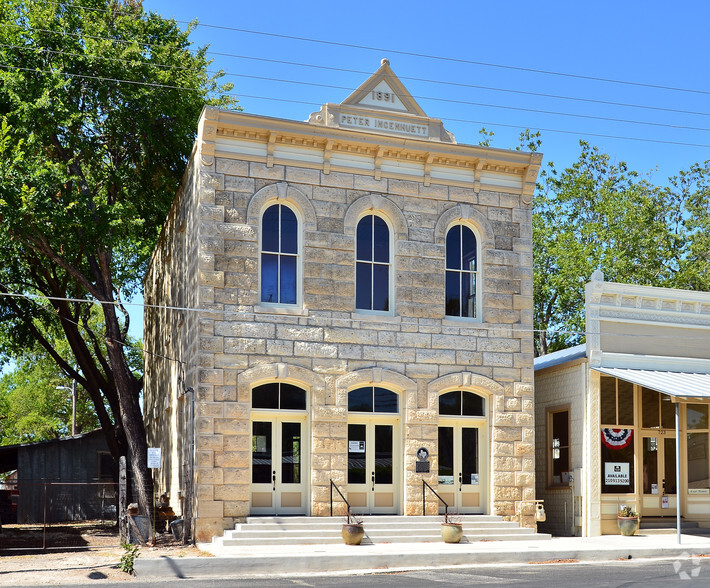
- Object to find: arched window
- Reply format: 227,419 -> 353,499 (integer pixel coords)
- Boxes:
439,391 -> 485,417
356,215 -> 390,312
261,203 -> 298,305
348,386 -> 398,413
252,382 -> 306,410
445,224 -> 478,318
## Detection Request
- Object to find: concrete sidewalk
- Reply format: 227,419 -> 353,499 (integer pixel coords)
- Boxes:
134,533 -> 710,578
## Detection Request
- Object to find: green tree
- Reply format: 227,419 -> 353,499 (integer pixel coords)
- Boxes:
533,140 -> 708,355
0,0 -> 236,518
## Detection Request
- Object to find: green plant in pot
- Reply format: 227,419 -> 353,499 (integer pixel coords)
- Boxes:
341,511 -> 365,545
617,505 -> 640,536
441,510 -> 463,543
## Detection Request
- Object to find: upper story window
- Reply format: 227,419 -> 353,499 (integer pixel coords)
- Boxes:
439,391 -> 485,417
445,224 -> 479,319
261,203 -> 298,305
252,382 -> 307,410
348,386 -> 398,413
356,215 -> 390,312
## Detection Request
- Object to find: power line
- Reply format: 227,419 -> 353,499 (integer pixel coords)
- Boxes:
34,1 -> 710,96
2,291 -> 709,341
4,63 -> 710,149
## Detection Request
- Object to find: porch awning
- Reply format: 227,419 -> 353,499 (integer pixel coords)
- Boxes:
592,367 -> 710,399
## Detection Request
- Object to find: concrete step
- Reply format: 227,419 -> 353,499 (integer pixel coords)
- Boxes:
212,515 -> 550,547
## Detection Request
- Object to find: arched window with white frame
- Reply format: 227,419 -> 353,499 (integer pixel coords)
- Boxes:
445,223 -> 479,319
355,214 -> 391,312
260,203 -> 299,305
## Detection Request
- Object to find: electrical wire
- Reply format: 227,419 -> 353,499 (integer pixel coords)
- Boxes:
33,1 -> 710,96
4,63 -> 710,149
1,291 -> 709,341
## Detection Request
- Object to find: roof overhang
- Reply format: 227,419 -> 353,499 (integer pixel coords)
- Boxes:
592,366 -> 710,401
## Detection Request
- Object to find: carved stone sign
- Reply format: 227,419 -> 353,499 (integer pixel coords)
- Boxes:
339,113 -> 429,138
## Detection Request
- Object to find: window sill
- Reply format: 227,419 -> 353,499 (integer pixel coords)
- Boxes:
351,312 -> 400,323
254,304 -> 308,317
442,317 -> 485,328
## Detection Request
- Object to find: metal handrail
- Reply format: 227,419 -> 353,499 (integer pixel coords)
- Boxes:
330,479 -> 355,524
422,479 -> 449,519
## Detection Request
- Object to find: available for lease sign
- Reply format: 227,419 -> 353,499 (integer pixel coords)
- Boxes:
604,462 -> 630,485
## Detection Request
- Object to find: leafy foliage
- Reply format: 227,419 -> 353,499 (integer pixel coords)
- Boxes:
0,0 -> 236,516
533,140 -> 710,354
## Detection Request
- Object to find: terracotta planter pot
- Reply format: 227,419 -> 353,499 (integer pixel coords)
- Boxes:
617,516 -> 640,536
441,523 -> 463,543
341,523 -> 365,545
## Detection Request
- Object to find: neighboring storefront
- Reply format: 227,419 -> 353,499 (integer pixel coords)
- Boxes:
534,273 -> 710,536
144,60 -> 541,542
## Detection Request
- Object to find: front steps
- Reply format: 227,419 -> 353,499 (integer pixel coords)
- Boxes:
640,517 -> 710,536
211,515 -> 551,547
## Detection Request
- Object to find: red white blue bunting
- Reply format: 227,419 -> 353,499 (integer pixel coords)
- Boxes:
601,428 -> 633,449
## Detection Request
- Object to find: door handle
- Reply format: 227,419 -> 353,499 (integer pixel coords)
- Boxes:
371,472 -> 375,492
272,470 -> 276,491
459,472 -> 462,491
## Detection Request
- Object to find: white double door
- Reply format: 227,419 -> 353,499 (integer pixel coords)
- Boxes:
437,419 -> 487,513
347,418 -> 400,514
251,414 -> 308,515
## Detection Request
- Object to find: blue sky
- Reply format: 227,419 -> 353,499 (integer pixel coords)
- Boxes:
127,0 -> 710,340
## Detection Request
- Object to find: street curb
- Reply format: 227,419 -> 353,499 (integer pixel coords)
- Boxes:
134,545 -> 710,578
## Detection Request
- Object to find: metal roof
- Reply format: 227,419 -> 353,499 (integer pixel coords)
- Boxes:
534,344 -> 586,371
592,367 -> 710,399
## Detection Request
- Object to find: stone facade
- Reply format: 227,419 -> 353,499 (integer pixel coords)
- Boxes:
144,61 -> 541,542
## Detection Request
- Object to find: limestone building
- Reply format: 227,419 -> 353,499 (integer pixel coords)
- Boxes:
144,60 -> 542,542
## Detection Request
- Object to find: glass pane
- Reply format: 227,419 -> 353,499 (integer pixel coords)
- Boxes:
642,388 -> 660,428
373,216 -> 389,263
439,391 -> 461,416
280,384 -> 306,410
281,206 -> 298,254
467,273 -> 477,318
445,226 -> 461,270
445,272 -> 460,317
372,263 -> 389,311
687,432 -> 709,489
601,431 -> 634,494
280,255 -> 297,304
618,380 -> 634,426
261,253 -> 279,303
356,216 -> 372,261
374,387 -> 398,413
643,437 -> 658,494
375,424 -> 393,485
438,427 -> 454,484
281,422 -> 301,484
461,427 -> 478,485
348,388 -> 373,412
664,437 -> 677,494
462,392 -> 484,416
600,376 -> 617,425
688,405 -> 709,430
252,421 -> 272,484
252,383 -> 279,409
348,424 -> 366,484
262,205 -> 280,252
461,226 -> 477,272
661,395 -> 675,429
553,411 -> 569,447
355,262 -> 372,310
461,270 -> 473,318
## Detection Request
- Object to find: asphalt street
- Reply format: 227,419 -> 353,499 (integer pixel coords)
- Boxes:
20,557 -> 708,588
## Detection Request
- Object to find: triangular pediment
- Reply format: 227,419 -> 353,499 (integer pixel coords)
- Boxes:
308,59 -> 455,143
341,59 -> 427,116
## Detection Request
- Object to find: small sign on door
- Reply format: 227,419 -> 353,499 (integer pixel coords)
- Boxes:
662,495 -> 670,508
349,440 -> 365,453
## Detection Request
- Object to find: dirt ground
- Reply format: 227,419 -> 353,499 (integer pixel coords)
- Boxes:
0,522 -> 211,586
